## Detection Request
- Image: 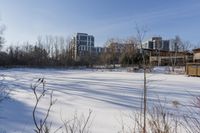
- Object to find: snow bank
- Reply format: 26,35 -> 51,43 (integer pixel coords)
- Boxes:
0,68 -> 199,133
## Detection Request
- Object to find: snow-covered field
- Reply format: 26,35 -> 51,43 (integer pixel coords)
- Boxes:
0,68 -> 199,133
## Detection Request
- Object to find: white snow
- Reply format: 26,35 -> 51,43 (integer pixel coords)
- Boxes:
0,68 -> 199,133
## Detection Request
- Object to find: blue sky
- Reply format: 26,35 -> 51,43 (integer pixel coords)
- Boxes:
0,0 -> 200,46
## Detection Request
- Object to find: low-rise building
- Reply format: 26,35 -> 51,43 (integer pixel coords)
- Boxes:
147,49 -> 193,66
193,48 -> 200,62
106,42 -> 124,53
92,47 -> 105,55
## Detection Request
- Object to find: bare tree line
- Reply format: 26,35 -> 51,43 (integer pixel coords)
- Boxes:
0,36 -> 76,67
0,35 -> 145,68
0,21 -> 195,68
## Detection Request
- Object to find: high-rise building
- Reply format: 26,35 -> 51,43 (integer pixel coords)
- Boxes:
143,37 -> 170,51
70,33 -> 95,60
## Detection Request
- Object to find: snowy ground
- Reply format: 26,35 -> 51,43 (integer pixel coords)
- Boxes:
0,68 -> 199,133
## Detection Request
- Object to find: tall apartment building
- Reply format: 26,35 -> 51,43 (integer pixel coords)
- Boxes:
69,33 -> 95,60
169,39 -> 181,52
143,37 -> 170,51
143,37 -> 183,52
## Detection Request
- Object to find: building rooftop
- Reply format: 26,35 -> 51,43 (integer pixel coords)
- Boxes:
193,48 -> 200,53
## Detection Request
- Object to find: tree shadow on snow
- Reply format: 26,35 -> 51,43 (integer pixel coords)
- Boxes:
0,97 -> 44,133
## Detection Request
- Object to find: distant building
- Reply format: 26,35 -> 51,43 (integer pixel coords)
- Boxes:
92,46 -> 105,54
193,48 -> 200,62
142,37 -> 195,66
69,33 -> 95,60
169,39 -> 182,52
143,37 -> 170,51
143,37 -> 183,52
106,42 -> 125,53
148,49 -> 193,66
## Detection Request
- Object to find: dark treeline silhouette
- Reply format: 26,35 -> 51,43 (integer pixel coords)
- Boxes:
101,37 -> 146,68
0,36 -> 145,68
1,36 -> 77,67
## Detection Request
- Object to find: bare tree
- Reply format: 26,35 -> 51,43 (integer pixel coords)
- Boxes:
170,36 -> 182,72
183,96 -> 200,133
31,78 -> 56,133
31,78 -> 93,133
155,38 -> 162,66
0,21 -> 6,51
136,25 -> 148,133
104,38 -> 123,68
118,100 -> 181,133
181,41 -> 192,72
123,37 -> 138,66
61,110 -> 93,133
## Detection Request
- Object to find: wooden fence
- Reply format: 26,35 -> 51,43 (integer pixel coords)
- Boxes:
186,63 -> 200,76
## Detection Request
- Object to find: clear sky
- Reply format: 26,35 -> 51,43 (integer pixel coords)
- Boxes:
0,0 -> 200,46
